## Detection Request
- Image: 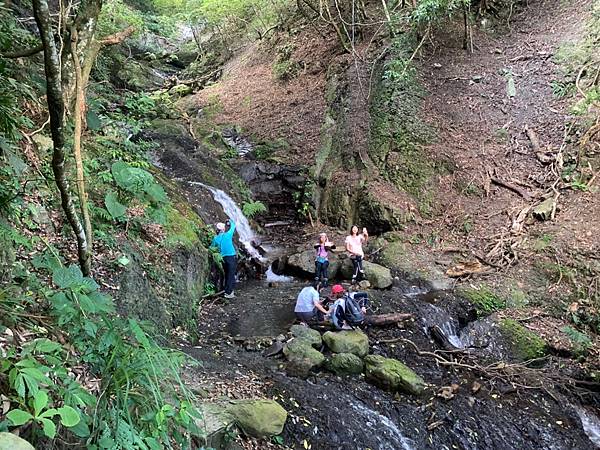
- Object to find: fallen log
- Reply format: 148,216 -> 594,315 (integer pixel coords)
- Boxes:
308,313 -> 413,330
490,176 -> 532,201
264,221 -> 294,228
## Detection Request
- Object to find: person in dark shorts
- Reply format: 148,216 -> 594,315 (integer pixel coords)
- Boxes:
294,282 -> 328,324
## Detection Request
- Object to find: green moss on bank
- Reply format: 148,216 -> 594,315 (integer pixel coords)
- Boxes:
459,286 -> 506,316
499,319 -> 548,361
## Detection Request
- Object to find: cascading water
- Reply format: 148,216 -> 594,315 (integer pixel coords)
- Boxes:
575,406 -> 600,448
351,402 -> 415,450
187,181 -> 264,261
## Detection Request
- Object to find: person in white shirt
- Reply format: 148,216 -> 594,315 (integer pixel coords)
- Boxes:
294,283 -> 329,324
345,225 -> 368,284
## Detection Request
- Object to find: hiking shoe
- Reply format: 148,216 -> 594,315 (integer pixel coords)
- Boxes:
224,292 -> 235,299
341,324 -> 352,330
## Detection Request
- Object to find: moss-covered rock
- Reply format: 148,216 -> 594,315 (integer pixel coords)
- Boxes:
0,432 -> 35,450
283,338 -> 325,377
323,330 -> 369,357
499,319 -> 547,361
286,250 -> 342,280
340,260 -> 392,289
459,286 -> 506,316
326,352 -> 364,375
364,355 -> 426,395
290,325 -> 322,348
225,399 -> 288,438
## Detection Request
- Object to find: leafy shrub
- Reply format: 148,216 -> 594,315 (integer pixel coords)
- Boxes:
111,161 -> 167,205
562,325 -> 592,357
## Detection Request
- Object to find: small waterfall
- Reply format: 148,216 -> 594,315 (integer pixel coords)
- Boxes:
351,402 -> 415,450
420,304 -> 469,349
188,181 -> 263,260
575,406 -> 600,448
265,264 -> 292,283
222,128 -> 253,156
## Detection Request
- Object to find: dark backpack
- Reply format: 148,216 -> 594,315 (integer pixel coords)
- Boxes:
343,294 -> 365,327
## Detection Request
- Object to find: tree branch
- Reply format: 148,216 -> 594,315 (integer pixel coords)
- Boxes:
1,43 -> 44,58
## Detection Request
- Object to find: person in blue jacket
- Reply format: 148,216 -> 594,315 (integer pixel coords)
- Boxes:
212,219 -> 237,298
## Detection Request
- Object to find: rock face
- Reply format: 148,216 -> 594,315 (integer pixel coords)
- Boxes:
340,260 -> 393,289
290,325 -> 322,348
283,338 -> 326,377
0,432 -> 35,450
286,249 -> 342,279
323,330 -> 369,357
326,353 -> 364,375
364,355 -> 426,395
225,399 -> 288,438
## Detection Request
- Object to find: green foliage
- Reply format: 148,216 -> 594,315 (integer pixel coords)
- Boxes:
272,43 -> 300,81
242,200 -> 267,218
561,325 -> 592,357
104,191 -> 127,220
460,286 -> 506,315
112,161 -> 168,205
412,0 -> 471,28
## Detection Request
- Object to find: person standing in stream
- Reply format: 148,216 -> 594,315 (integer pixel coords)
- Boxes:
212,219 -> 237,299
345,225 -> 368,284
314,232 -> 336,287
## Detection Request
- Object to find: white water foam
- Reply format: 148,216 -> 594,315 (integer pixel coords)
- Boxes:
351,402 -> 415,450
188,181 -> 264,261
265,265 -> 293,283
575,406 -> 600,448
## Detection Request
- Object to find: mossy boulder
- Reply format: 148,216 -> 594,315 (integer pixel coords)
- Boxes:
459,286 -> 506,316
364,355 -> 426,395
225,399 -> 288,438
290,325 -> 322,348
283,338 -> 325,377
323,330 -> 369,357
0,432 -> 35,450
340,260 -> 392,289
326,353 -> 364,375
169,84 -> 193,97
499,319 -> 547,361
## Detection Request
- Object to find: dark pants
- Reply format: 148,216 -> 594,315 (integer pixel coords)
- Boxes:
315,260 -> 329,286
223,255 -> 237,294
295,309 -> 324,323
351,256 -> 364,282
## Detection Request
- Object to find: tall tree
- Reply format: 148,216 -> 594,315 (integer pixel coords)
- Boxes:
32,0 -> 91,275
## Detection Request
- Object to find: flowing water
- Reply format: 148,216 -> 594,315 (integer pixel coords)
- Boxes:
350,402 -> 415,450
187,181 -> 264,261
575,406 -> 600,448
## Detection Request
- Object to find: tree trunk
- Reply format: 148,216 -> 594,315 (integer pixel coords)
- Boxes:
70,27 -> 94,258
33,0 -> 91,276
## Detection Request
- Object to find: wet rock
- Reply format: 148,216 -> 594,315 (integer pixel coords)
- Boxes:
364,355 -> 426,395
283,338 -> 325,377
0,433 -> 35,450
326,353 -> 364,375
225,399 -> 288,438
323,330 -> 369,357
290,324 -> 322,348
498,319 -> 547,361
263,341 -> 284,357
341,260 -> 392,289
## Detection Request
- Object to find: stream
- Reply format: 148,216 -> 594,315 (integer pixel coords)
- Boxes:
150,127 -> 599,449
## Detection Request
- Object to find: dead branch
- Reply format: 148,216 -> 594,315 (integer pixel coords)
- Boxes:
490,177 -> 533,201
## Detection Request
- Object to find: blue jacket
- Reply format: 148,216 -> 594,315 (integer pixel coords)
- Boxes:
211,220 -> 236,257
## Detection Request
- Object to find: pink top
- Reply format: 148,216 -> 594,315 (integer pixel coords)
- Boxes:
345,235 -> 365,257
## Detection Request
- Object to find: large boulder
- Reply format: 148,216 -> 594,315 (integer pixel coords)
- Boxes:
364,355 -> 426,395
326,353 -> 364,375
290,325 -> 322,348
340,260 -> 392,289
283,338 -> 325,377
285,250 -> 342,279
323,330 -> 369,357
225,399 -> 288,438
0,432 -> 35,450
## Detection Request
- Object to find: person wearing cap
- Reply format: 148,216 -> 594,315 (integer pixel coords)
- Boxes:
329,284 -> 352,330
314,232 -> 336,287
211,219 -> 237,298
294,282 -> 329,324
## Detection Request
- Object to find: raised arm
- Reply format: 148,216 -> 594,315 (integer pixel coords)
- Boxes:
224,219 -> 236,237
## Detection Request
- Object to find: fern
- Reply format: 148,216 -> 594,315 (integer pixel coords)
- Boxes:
242,200 -> 267,219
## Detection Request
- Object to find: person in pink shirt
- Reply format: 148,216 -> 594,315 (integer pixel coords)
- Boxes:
345,225 -> 368,284
314,232 -> 336,287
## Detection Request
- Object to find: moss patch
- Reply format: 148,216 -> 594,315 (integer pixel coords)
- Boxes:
499,319 -> 547,361
459,286 -> 506,316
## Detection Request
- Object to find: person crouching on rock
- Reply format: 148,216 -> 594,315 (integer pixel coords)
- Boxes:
314,232 -> 336,287
345,225 -> 368,284
211,219 -> 237,299
294,282 -> 328,325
